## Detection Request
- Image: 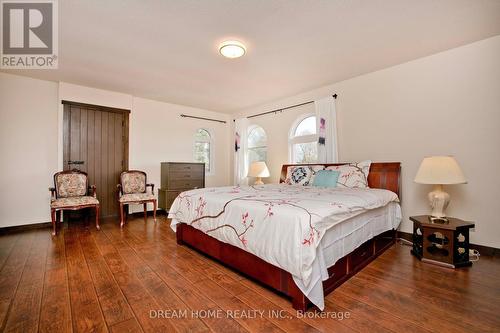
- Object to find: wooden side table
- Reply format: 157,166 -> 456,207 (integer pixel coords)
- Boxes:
410,215 -> 475,268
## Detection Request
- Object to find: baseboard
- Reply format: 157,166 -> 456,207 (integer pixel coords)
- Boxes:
129,209 -> 167,218
0,221 -> 53,235
397,231 -> 413,242
397,231 -> 500,257
0,211 -> 167,235
2,221 -> 497,257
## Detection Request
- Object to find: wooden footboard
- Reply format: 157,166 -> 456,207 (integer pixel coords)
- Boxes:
177,222 -> 395,311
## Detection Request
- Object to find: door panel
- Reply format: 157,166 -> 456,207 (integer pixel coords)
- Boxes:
63,103 -> 128,217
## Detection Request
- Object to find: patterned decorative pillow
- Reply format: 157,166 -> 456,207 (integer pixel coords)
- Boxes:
56,173 -> 87,198
326,160 -> 371,188
122,172 -> 146,194
285,165 -> 325,186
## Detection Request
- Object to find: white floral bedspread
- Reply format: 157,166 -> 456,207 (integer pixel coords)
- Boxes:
169,184 -> 399,299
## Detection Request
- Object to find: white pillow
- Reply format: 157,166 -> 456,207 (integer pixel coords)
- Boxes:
285,165 -> 325,186
326,160 -> 371,188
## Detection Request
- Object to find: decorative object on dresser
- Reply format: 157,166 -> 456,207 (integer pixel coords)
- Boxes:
410,215 -> 475,268
414,156 -> 467,219
158,162 -> 205,212
117,170 -> 157,227
247,161 -> 270,185
49,169 -> 100,236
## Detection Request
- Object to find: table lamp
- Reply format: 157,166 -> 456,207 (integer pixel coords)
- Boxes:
248,161 -> 270,185
414,156 -> 467,219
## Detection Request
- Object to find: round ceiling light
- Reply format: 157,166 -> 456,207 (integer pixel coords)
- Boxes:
219,40 -> 246,59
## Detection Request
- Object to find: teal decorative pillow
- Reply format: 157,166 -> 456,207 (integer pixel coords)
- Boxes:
312,170 -> 340,187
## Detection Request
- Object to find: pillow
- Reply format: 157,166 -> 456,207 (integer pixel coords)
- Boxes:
312,170 -> 340,187
285,165 -> 324,186
326,160 -> 371,188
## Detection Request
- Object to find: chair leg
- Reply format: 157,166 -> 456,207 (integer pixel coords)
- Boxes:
153,200 -> 157,222
51,209 -> 57,236
143,203 -> 147,221
119,203 -> 124,227
95,205 -> 100,230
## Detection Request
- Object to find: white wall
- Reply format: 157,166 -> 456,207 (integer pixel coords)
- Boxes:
0,73 -> 59,227
2,36 -> 498,247
0,78 -> 231,226
236,36 -> 500,248
58,84 -> 231,213
130,97 -> 231,198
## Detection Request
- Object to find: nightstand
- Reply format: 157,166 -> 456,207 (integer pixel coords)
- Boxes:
410,215 -> 475,268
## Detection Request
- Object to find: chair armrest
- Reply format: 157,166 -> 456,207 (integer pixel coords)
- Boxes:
89,185 -> 97,197
146,183 -> 155,194
49,187 -> 56,200
117,184 -> 123,197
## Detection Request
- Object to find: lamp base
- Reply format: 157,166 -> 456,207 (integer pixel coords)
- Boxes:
254,177 -> 264,185
428,216 -> 449,224
428,185 -> 450,218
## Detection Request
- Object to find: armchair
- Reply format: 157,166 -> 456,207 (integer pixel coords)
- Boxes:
117,170 -> 157,227
49,170 -> 100,235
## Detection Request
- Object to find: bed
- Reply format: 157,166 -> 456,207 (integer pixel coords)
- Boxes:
169,162 -> 401,311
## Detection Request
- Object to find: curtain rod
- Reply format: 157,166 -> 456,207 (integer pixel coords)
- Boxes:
180,114 -> 227,124
243,94 -> 337,120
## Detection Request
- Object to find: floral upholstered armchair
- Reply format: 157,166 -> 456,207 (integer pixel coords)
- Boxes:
49,170 -> 100,235
117,170 -> 157,227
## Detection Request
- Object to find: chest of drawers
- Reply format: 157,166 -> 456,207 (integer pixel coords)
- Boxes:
158,162 -> 205,211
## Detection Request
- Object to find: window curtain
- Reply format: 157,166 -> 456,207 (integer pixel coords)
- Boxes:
234,117 -> 249,185
314,96 -> 338,163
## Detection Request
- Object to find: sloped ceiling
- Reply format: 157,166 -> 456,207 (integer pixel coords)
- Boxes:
3,0 -> 500,112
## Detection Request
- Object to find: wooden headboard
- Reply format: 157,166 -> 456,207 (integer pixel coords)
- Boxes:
279,162 -> 401,198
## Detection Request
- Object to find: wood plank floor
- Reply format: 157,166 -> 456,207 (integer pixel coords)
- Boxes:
0,215 -> 499,333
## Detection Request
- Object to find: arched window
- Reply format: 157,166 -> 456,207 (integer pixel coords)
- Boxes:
289,115 -> 318,163
247,125 -> 267,168
194,129 -> 212,172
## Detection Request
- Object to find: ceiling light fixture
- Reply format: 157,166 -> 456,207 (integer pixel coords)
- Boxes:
219,40 -> 246,59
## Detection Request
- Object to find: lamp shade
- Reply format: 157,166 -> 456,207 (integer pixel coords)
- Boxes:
414,156 -> 467,185
248,161 -> 270,178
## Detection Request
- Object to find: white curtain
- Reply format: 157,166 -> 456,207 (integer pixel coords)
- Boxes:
234,117 -> 249,185
315,96 -> 338,163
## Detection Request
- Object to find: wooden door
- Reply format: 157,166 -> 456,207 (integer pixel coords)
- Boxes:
63,101 -> 129,217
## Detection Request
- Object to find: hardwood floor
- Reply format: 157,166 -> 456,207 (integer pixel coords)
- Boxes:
0,215 -> 499,333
